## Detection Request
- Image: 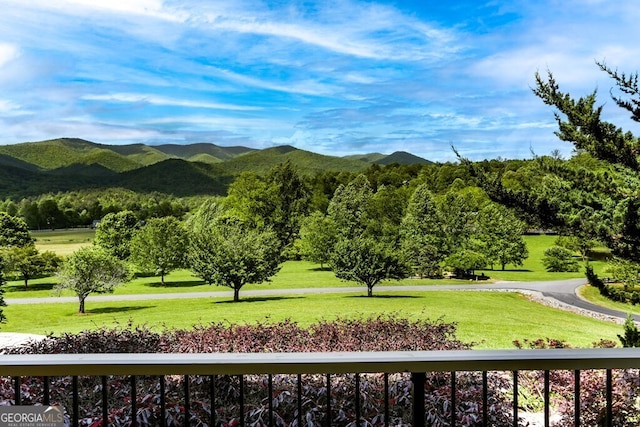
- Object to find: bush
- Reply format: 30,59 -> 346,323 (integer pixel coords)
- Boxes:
542,246 -> 580,272
3,317 -> 517,426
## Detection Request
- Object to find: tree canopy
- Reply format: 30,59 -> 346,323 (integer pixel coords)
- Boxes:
56,246 -> 129,313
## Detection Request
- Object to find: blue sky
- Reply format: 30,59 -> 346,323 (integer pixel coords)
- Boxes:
1,0 -> 639,161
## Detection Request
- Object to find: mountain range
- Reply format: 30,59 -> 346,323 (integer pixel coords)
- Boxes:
0,138 -> 431,197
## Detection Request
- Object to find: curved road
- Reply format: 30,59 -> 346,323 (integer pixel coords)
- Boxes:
6,278 -> 638,322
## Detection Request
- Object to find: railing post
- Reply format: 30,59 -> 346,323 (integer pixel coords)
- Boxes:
13,376 -> 20,405
411,372 -> 425,427
101,376 -> 108,427
574,370 -> 580,427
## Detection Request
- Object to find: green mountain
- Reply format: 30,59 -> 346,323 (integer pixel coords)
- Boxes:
0,138 -> 430,198
0,138 -> 141,172
374,151 -> 431,165
220,145 -> 369,175
153,143 -> 256,163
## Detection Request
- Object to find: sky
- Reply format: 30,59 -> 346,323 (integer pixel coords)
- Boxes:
1,0 -> 639,162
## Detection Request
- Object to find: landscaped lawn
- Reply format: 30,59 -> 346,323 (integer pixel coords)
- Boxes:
579,285 -> 640,316
1,289 -> 622,349
4,231 -> 623,350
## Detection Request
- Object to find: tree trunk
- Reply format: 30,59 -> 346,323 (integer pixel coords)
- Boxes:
78,297 -> 85,314
23,277 -> 28,289
367,285 -> 374,297
233,287 -> 240,302
161,272 -> 165,286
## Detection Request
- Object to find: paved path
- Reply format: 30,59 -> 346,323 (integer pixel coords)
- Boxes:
5,278 -> 638,322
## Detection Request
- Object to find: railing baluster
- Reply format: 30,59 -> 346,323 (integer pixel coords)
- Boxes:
43,376 -> 50,406
130,375 -> 137,427
13,376 -> 20,405
102,376 -> 108,427
239,375 -> 245,427
326,373 -> 331,427
574,370 -> 580,427
72,376 -> 79,427
450,371 -> 456,427
210,375 -> 215,427
411,372 -> 425,427
512,371 -> 518,427
544,370 -> 549,427
184,375 -> 190,427
268,374 -> 273,427
160,376 -> 166,427
606,369 -> 612,427
482,371 -> 488,427
297,373 -> 302,427
384,373 -> 389,427
355,373 -> 361,427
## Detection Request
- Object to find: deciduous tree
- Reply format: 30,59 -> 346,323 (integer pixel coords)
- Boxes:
331,237 -> 410,297
93,211 -> 140,260
296,211 -> 337,268
3,244 -> 61,288
130,217 -> 188,285
56,246 -> 129,313
187,203 -> 281,301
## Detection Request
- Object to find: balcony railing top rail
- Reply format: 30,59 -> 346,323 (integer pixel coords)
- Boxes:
1,348 -> 640,376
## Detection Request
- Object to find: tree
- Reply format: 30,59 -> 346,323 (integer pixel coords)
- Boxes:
264,161 -> 311,251
618,314 -> 640,348
187,203 -> 281,301
555,235 -> 598,262
296,211 -> 338,268
129,217 -> 188,285
327,174 -> 373,239
56,246 -> 129,313
606,258 -> 640,289
3,244 -> 61,288
477,203 -> 528,270
542,246 -> 580,272
533,64 -> 640,260
93,211 -> 140,260
400,183 -> 445,278
331,237 -> 410,297
444,249 -> 488,278
0,213 -> 33,248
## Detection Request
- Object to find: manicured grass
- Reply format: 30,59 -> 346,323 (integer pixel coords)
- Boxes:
32,228 -> 95,256
1,289 -> 622,349
476,234 -> 610,282
579,285 -> 640,316
4,261 -> 475,299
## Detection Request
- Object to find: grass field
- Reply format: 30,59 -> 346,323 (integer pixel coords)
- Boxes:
0,290 -> 622,349
32,228 -> 95,256
579,285 -> 640,316
3,229 -> 623,349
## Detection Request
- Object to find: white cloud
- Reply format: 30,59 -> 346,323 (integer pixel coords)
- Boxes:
83,93 -> 262,111
0,43 -> 19,68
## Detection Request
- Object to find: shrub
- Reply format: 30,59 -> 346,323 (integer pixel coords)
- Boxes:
3,316 -> 517,426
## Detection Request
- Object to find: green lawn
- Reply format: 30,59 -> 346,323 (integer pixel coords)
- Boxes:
3,232 -> 624,350
579,285 -> 640,316
1,290 -> 622,349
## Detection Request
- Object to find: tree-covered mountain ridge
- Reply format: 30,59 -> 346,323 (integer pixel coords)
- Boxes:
0,138 -> 430,171
0,138 -> 431,197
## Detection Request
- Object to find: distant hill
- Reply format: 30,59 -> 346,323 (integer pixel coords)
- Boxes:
0,138 -> 432,198
153,143 -> 256,163
220,145 -> 370,175
374,151 -> 431,165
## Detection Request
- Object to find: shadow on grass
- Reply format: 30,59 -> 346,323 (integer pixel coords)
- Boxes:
6,282 -> 56,292
86,306 -> 152,314
214,296 -> 302,304
145,281 -> 206,288
345,295 -> 420,299
309,266 -> 332,272
481,269 -> 532,273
